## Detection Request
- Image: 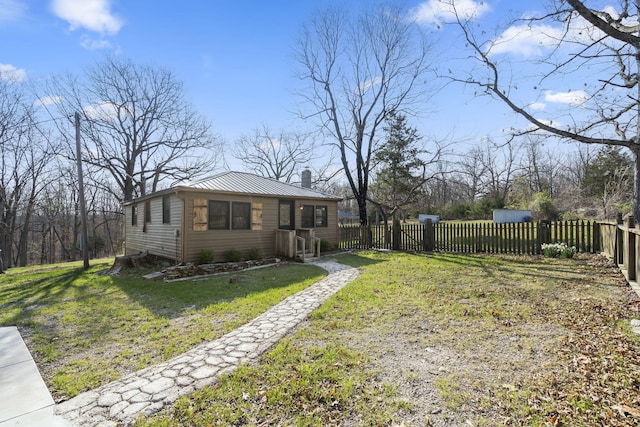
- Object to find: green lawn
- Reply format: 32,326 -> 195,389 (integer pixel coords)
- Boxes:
0,258 -> 326,400
136,252 -> 640,427
2,253 -> 639,426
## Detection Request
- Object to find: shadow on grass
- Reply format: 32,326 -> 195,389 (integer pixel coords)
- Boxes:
331,252 -> 388,268
430,251 -> 626,290
0,261 -> 327,341
0,266 -> 89,319
97,263 -> 328,318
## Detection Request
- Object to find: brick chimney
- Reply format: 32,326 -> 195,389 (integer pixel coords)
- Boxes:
301,168 -> 312,188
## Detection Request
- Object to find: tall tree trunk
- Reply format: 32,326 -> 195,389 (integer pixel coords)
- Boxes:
357,193 -> 368,226
633,148 -> 640,223
17,204 -> 34,267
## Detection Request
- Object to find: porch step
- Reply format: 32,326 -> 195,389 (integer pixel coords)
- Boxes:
296,251 -> 317,257
296,251 -> 318,262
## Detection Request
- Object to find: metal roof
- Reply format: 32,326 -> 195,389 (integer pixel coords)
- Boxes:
173,171 -> 342,200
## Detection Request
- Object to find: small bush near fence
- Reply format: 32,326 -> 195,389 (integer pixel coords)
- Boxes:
320,239 -> 333,253
541,242 -> 576,258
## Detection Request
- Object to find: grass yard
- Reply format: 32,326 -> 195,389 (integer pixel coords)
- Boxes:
0,258 -> 326,401
136,252 -> 640,427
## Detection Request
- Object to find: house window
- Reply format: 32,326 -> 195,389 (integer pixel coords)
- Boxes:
194,199 -> 261,231
144,200 -> 151,223
131,205 -> 138,226
315,206 -> 328,227
208,200 -> 229,230
193,199 -> 208,231
162,196 -> 170,224
301,205 -> 314,228
232,202 -> 250,230
252,203 -> 263,230
301,204 -> 328,228
279,200 -> 294,230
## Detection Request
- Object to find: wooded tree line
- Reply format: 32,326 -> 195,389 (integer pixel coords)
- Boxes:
336,121 -> 632,223
410,138 -> 632,221
1,57 -> 221,270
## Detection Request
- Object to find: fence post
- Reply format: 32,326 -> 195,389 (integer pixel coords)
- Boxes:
537,220 -> 550,254
592,220 -> 600,253
423,219 -> 434,252
392,219 -> 401,250
616,213 -> 624,264
626,216 -> 636,281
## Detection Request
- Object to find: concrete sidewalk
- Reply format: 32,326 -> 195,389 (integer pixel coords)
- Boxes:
0,326 -> 70,426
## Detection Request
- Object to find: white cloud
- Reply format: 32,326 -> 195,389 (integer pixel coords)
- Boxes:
545,90 -> 588,106
84,101 -> 120,121
523,119 -> 561,134
411,0 -> 490,26
489,6 -> 635,58
0,63 -> 27,82
0,0 -> 26,23
488,24 -> 564,57
80,35 -> 112,50
529,102 -> 545,111
52,0 -> 123,35
35,95 -> 63,107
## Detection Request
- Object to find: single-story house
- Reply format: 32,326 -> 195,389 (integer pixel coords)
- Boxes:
123,171 -> 343,263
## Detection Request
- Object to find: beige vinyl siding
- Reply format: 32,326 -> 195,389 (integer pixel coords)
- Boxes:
182,192 -> 339,263
124,194 -> 182,261
182,193 -> 278,262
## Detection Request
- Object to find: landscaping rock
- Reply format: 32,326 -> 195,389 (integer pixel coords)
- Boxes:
162,258 -> 281,281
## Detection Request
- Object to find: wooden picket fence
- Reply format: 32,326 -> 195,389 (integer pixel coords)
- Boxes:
339,220 -> 599,255
599,215 -> 640,283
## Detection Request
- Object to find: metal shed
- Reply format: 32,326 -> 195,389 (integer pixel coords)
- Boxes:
492,209 -> 532,224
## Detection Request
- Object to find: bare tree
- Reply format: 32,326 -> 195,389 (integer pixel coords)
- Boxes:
519,135 -> 566,196
231,125 -> 318,183
456,146 -> 488,202
296,4 -> 433,224
444,0 -> 640,221
44,56 -> 221,202
474,140 -> 520,206
0,77 -> 52,269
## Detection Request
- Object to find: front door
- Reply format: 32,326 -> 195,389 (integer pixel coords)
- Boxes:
278,199 -> 295,230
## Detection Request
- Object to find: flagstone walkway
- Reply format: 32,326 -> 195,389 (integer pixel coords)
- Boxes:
54,258 -> 359,426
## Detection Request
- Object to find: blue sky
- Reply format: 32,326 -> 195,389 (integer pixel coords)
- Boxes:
1,0 -> 609,166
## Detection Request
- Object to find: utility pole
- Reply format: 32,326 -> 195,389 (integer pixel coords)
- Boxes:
75,112 -> 90,269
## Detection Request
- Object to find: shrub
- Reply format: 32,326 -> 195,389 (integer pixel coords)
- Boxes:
198,249 -> 215,264
560,211 -> 583,221
247,247 -> 260,260
531,191 -> 558,221
541,242 -> 576,258
223,249 -> 243,263
320,239 -> 333,253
